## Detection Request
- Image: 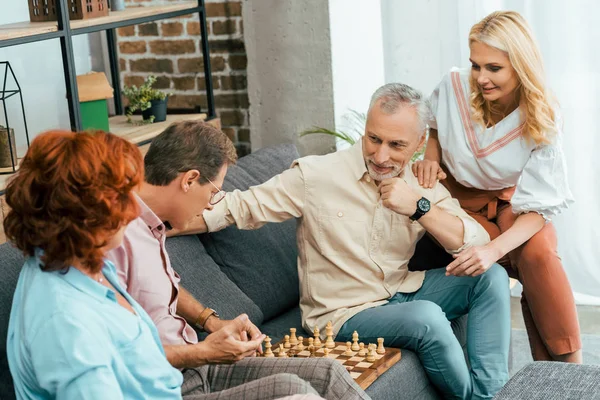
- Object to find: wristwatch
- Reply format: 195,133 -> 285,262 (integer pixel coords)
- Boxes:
196,307 -> 219,330
409,197 -> 431,221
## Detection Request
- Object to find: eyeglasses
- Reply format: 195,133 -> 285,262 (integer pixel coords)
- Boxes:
206,178 -> 226,205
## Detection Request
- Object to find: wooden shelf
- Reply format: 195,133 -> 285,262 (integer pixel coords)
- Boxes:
109,113 -> 207,144
0,113 -> 206,192
0,21 -> 57,43
0,2 -> 197,45
71,2 -> 197,33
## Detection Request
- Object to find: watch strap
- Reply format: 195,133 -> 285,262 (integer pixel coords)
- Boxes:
196,307 -> 218,329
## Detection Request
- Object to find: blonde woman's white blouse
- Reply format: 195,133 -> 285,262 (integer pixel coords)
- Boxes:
428,67 -> 574,221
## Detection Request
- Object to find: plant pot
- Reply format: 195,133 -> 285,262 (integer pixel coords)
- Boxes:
111,0 -> 126,11
142,97 -> 168,123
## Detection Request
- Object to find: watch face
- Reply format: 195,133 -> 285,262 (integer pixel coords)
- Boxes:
418,198 -> 431,212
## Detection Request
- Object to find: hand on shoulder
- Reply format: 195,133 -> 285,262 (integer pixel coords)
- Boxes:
411,160 -> 447,189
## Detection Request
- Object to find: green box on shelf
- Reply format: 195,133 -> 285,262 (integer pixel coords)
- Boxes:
76,72 -> 114,132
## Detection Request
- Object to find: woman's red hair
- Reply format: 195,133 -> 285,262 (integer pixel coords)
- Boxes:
3,130 -> 143,273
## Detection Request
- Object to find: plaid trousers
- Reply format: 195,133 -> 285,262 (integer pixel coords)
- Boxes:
181,357 -> 371,400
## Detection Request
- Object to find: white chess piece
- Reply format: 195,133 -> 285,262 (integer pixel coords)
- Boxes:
297,336 -> 305,351
313,326 -> 321,347
366,344 -> 376,362
290,328 -> 298,346
264,336 -> 274,358
284,335 -> 291,348
278,343 -> 287,357
323,348 -> 330,357
351,331 -> 360,351
358,342 -> 366,357
325,321 -> 335,349
377,338 -> 385,354
344,341 -> 353,356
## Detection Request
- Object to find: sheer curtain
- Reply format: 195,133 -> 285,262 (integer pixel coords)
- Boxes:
380,0 -> 600,304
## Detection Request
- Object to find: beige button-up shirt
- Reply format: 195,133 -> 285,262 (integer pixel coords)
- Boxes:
204,140 -> 490,336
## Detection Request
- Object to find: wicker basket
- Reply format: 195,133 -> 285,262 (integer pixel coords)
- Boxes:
28,0 -> 109,22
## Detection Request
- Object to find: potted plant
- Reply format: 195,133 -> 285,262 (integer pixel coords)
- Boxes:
122,75 -> 169,124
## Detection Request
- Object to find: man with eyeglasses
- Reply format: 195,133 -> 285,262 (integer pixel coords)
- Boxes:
176,84 -> 511,399
106,120 -> 370,400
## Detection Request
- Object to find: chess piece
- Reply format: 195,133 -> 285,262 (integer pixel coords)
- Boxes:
278,343 -> 287,357
358,342 -> 366,357
366,344 -> 376,362
344,341 -> 353,356
323,348 -> 330,357
284,335 -> 291,348
290,328 -> 298,346
264,336 -> 274,358
313,326 -> 321,347
377,338 -> 385,354
325,321 -> 335,349
351,331 -> 360,351
297,336 -> 305,351
307,337 -> 314,353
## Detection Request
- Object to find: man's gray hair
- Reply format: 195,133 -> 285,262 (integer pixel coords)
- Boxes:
369,83 -> 432,135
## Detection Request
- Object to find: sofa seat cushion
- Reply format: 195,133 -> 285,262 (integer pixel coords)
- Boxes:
0,243 -> 25,400
200,144 -> 301,321
493,362 -> 600,400
166,235 -> 264,325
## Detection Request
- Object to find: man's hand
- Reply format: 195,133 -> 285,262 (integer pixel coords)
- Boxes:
379,178 -> 421,216
411,160 -> 446,189
195,314 -> 266,364
446,245 -> 503,277
204,315 -> 264,353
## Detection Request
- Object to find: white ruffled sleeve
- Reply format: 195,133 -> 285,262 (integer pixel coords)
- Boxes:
427,75 -> 445,130
511,128 -> 574,221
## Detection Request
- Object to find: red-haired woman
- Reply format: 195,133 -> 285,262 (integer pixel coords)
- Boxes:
5,130 -> 184,399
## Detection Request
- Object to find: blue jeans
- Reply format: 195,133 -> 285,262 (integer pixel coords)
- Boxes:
336,264 -> 510,400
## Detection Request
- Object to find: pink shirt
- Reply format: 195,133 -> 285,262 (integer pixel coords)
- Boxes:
106,195 -> 198,346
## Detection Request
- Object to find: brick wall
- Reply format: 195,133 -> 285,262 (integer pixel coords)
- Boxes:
118,0 -> 250,154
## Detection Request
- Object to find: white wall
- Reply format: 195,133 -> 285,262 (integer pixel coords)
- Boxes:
0,0 -> 92,155
328,0 -> 385,150
379,0 -> 600,304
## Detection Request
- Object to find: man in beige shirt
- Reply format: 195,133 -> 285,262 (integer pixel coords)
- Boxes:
186,84 -> 510,400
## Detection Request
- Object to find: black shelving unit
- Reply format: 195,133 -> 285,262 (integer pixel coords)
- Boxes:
0,0 -> 215,133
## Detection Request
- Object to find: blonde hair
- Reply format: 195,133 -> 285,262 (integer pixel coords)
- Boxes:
469,11 -> 556,145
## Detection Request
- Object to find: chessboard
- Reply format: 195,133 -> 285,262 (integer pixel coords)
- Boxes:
264,326 -> 401,390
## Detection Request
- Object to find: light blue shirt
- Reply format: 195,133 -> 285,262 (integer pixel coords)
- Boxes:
7,251 -> 183,399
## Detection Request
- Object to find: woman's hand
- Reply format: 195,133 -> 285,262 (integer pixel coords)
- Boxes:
411,160 -> 446,189
445,245 -> 503,277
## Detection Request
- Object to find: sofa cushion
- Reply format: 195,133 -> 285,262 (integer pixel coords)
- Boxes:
166,234 -> 264,325
0,243 -> 25,400
200,144 -> 300,321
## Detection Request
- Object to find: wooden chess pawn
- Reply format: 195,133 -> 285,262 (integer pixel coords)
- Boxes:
284,335 -> 291,348
323,348 -> 331,358
313,326 -> 321,347
358,342 -> 366,357
278,344 -> 287,357
377,338 -> 385,354
325,321 -> 335,349
351,331 -> 360,351
366,344 -> 376,362
297,336 -> 305,351
264,336 -> 274,358
344,341 -> 353,356
307,337 -> 315,353
289,328 -> 298,346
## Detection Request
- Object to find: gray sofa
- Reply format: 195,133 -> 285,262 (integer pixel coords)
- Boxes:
0,143 -> 468,399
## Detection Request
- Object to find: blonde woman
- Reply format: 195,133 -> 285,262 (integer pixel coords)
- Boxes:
412,10 -> 581,363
